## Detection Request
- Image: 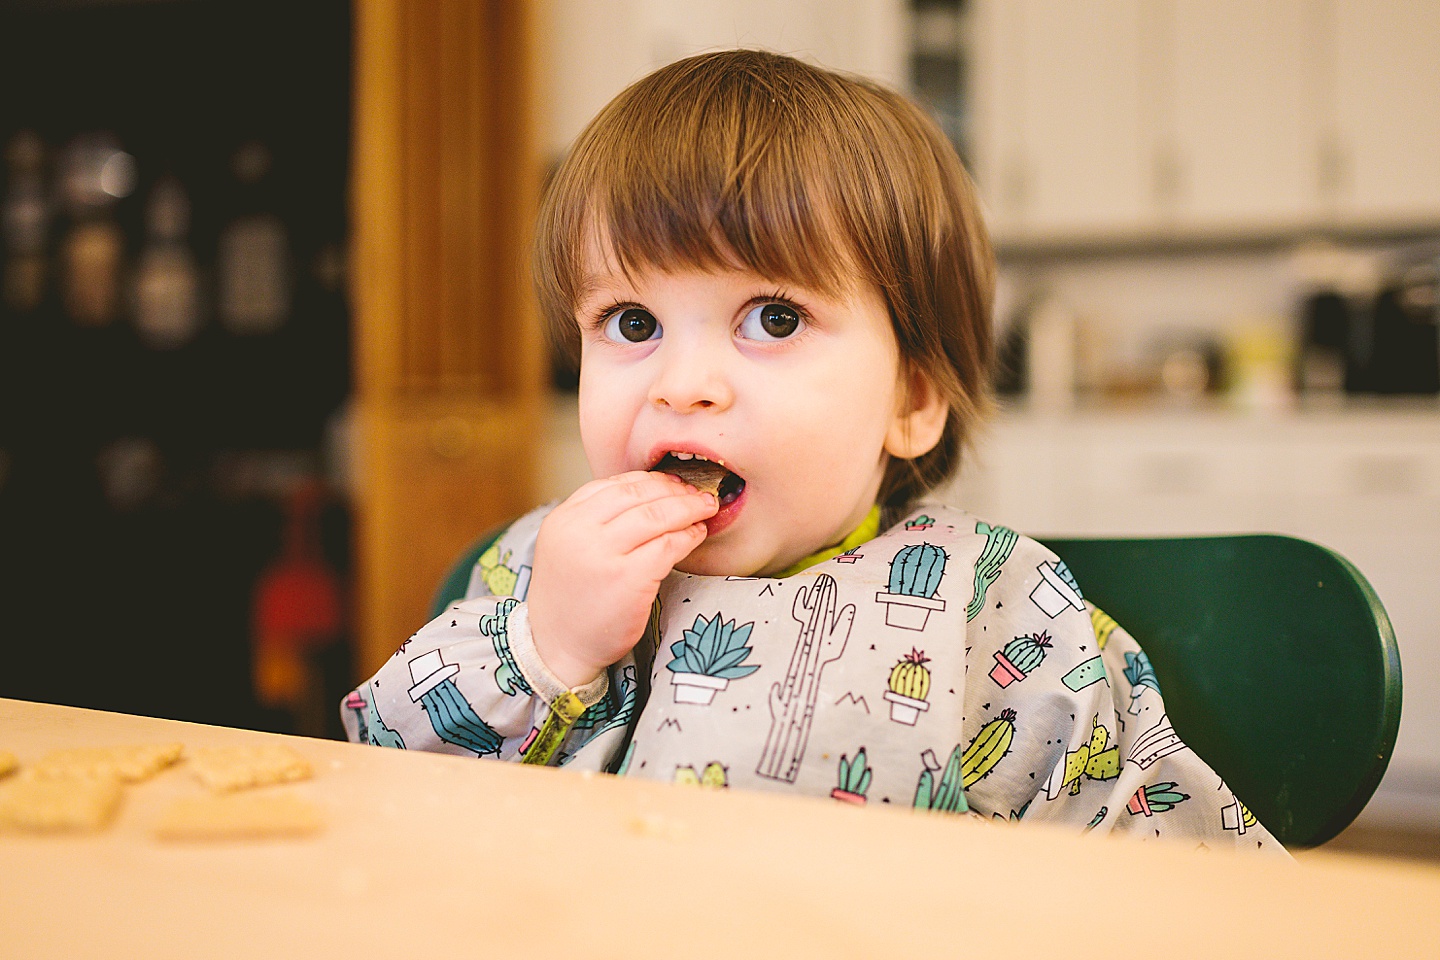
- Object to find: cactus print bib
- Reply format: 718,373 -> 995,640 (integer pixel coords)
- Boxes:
343,504 -> 1286,853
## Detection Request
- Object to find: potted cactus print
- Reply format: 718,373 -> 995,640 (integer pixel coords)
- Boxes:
666,611 -> 759,705
831,748 -> 872,804
990,631 -> 1053,687
1030,559 -> 1085,618
883,648 -> 932,724
1222,795 -> 1257,835
1126,782 -> 1190,817
875,543 -> 948,630
905,513 -> 935,531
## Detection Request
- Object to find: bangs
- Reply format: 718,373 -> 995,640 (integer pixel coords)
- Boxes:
537,51 -> 899,356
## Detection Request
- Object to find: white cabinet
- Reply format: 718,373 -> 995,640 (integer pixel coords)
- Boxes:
969,0 -> 1440,243
542,0 -> 907,159
971,0 -> 1147,235
944,405 -> 1440,830
1330,0 -> 1440,225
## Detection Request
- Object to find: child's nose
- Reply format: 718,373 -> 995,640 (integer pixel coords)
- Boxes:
647,342 -> 734,412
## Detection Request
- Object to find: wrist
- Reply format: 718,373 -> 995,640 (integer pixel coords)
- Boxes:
508,603 -> 610,706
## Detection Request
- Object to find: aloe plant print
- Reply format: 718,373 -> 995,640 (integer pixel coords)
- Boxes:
1122,650 -> 1160,714
758,574 -> 854,783
1031,558 -> 1085,619
968,521 -> 1018,621
667,612 -> 759,704
989,631 -> 1053,687
876,543 -> 949,630
914,745 -> 969,813
1126,782 -> 1190,817
832,748 -> 872,804
478,598 -> 531,697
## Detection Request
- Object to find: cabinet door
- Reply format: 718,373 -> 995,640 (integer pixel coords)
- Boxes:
1163,0 -> 1316,229
970,0 -> 1147,239
1330,0 -> 1440,224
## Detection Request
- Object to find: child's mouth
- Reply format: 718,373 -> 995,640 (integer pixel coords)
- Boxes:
650,452 -> 746,506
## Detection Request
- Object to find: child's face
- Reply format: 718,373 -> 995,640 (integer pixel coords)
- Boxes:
574,241 -> 917,577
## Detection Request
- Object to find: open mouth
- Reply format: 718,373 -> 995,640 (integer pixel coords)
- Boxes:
650,452 -> 746,505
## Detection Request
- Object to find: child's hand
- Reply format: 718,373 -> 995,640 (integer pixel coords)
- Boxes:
527,471 -> 717,687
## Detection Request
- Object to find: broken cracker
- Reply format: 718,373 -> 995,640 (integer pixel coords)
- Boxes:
154,792 -> 323,841
189,744 -> 312,792
33,743 -> 183,783
0,751 -> 17,779
653,459 -> 727,496
0,775 -> 123,832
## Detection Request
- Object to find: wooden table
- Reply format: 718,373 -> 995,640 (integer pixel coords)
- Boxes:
3,697 -> 1438,958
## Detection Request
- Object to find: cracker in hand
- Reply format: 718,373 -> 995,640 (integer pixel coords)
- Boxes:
188,744 -> 312,792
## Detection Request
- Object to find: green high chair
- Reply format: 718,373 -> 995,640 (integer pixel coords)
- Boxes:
432,528 -> 1402,849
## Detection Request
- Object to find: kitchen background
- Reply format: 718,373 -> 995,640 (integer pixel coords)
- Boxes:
0,0 -> 1435,852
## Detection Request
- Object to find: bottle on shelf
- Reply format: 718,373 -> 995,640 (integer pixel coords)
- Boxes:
2,130 -> 52,314
57,132 -> 135,329
218,141 -> 289,337
132,175 -> 202,350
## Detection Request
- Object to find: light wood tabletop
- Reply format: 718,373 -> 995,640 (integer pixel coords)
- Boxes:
2,697 -> 1438,958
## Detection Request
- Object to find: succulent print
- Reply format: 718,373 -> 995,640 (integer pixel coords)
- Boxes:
914,745 -> 968,814
667,612 -> 760,679
1122,650 -> 1160,714
478,598 -> 531,697
833,748 -> 873,804
990,631 -> 1053,687
1126,782 -> 1190,817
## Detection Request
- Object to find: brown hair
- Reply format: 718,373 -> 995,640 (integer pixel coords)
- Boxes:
534,49 -> 995,515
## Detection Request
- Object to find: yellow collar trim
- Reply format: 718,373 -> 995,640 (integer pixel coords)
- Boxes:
775,506 -> 881,579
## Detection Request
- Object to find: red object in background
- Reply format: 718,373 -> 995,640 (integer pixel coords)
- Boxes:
252,478 -> 343,709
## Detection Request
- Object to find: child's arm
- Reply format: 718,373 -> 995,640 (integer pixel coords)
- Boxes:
526,470 -> 716,686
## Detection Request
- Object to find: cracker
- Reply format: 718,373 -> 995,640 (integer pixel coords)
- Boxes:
33,743 -> 183,783
0,751 -> 17,779
189,744 -> 312,792
653,459 -> 728,496
0,775 -> 123,832
154,792 -> 323,841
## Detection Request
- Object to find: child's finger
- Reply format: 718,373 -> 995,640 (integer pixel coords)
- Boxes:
574,471 -> 699,525
627,521 -> 709,581
560,470 -> 669,509
608,488 -> 718,553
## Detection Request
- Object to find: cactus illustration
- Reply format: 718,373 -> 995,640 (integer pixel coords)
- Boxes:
989,631 -> 1053,687
968,521 -> 1019,621
365,692 -> 406,749
905,513 -> 935,531
889,543 -> 947,597
407,650 -> 502,756
1222,795 -> 1258,835
889,649 -> 932,699
574,664 -> 637,735
667,612 -> 759,704
961,708 -> 1017,786
914,745 -> 969,813
1085,807 -> 1108,832
675,762 -> 728,788
832,748 -> 873,804
877,544 -> 949,630
884,649 -> 933,724
1126,782 -> 1190,817
1122,650 -> 1161,714
667,612 -> 759,679
757,574 -> 854,783
1090,606 -> 1119,649
344,691 -> 370,743
1129,714 -> 1187,769
478,598 -> 531,697
834,546 -> 863,564
1043,714 -> 1120,799
477,541 -> 530,598
1031,559 -> 1085,618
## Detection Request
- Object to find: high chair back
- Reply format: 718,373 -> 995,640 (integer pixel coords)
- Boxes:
431,526 -> 1401,848
1041,534 -> 1401,848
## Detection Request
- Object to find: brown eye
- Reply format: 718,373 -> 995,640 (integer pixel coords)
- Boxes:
605,307 -> 660,343
741,302 -> 804,341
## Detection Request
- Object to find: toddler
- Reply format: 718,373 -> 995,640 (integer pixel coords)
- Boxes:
343,50 -> 1282,851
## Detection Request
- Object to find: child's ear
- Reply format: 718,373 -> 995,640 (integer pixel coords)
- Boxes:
884,368 -> 947,461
